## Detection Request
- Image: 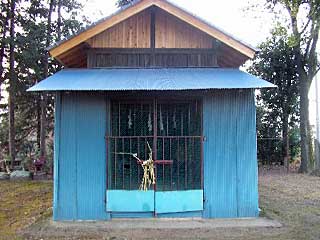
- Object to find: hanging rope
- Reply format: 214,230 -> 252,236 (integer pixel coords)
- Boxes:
115,141 -> 155,191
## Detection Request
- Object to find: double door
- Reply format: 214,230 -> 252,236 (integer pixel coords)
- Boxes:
106,99 -> 203,214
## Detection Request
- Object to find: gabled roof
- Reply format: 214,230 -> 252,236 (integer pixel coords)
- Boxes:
27,68 -> 275,92
49,0 -> 257,59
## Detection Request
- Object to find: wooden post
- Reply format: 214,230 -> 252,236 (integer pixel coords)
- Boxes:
150,7 -> 156,66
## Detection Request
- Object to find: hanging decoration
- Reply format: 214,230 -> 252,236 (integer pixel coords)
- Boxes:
115,142 -> 155,191
128,109 -> 132,129
148,105 -> 152,132
159,105 -> 164,131
173,107 -> 177,129
139,142 -> 156,191
188,105 -> 191,133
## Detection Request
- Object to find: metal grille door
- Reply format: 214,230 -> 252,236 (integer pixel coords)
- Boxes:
106,99 -> 203,214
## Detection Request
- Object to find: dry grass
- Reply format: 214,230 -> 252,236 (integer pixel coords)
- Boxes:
1,173 -> 320,239
258,173 -> 320,240
0,181 -> 52,240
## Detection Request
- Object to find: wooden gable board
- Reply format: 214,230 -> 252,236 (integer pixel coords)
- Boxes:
49,0 -> 256,59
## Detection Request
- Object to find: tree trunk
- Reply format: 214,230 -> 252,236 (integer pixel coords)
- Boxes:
299,76 -> 310,173
282,111 -> 290,172
315,75 -> 320,170
284,1 -> 319,173
37,102 -> 41,149
57,0 -> 62,41
8,0 -> 16,168
308,121 -> 314,170
0,1 -> 9,101
39,95 -> 47,158
39,0 -> 54,159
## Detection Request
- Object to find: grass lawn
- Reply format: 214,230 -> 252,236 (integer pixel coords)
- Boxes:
0,173 -> 320,239
0,181 -> 52,240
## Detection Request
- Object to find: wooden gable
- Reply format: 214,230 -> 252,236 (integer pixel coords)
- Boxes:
87,10 -> 151,48
51,0 -> 256,68
155,9 -> 213,49
86,8 -> 214,49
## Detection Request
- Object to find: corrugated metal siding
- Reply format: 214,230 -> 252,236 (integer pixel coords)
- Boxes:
53,93 -> 61,219
53,90 -> 258,220
27,68 -> 276,92
53,92 -> 110,220
203,90 -> 258,218
55,93 -> 77,219
236,90 -> 259,217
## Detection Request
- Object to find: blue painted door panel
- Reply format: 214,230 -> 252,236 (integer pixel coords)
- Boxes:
155,190 -> 203,213
106,190 -> 155,212
106,190 -> 203,214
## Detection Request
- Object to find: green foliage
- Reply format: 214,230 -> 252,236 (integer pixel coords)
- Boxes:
250,26 -> 300,133
0,0 -> 86,166
263,0 -> 320,172
249,26 -> 300,163
263,0 -> 320,84
289,127 -> 301,160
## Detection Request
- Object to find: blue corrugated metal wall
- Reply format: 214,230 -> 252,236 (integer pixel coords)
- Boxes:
203,90 -> 258,218
53,92 -> 110,220
53,90 -> 258,220
235,90 -> 259,217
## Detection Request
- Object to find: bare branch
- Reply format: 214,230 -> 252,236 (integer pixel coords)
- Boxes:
315,63 -> 320,76
307,23 -> 320,79
300,17 -> 312,36
304,21 -> 315,60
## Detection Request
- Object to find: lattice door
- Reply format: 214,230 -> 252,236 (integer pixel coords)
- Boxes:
106,99 -> 203,214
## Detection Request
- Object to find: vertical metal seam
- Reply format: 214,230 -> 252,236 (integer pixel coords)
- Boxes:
200,99 -> 204,190
235,91 -> 240,217
54,92 -> 62,218
58,93 -> 62,211
253,89 -> 259,215
105,97 -> 110,209
74,93 -> 78,219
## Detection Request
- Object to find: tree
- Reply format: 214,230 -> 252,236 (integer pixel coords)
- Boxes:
8,0 -> 17,168
265,0 -> 320,173
0,0 -> 86,169
39,0 -> 54,160
116,0 -> 135,8
249,26 -> 299,170
0,0 -> 9,101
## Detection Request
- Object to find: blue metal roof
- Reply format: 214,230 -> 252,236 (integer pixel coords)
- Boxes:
27,68 -> 276,92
